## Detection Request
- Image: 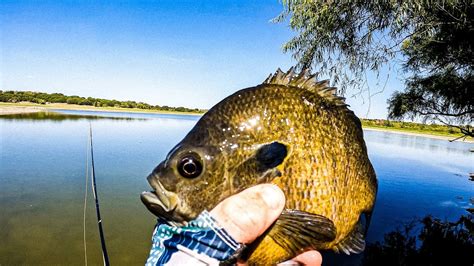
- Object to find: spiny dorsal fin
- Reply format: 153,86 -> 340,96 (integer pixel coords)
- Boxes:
263,68 -> 347,107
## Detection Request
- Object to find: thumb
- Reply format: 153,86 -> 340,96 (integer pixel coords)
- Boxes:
210,184 -> 285,243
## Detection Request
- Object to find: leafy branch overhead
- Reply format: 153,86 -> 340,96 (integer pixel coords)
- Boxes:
388,2 -> 473,138
276,1 -> 473,138
274,1 -> 416,93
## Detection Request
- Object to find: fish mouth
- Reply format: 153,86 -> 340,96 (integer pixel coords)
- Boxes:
140,173 -> 184,224
140,190 -> 177,213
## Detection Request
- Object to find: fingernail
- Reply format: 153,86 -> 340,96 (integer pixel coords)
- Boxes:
261,185 -> 285,210
277,261 -> 300,265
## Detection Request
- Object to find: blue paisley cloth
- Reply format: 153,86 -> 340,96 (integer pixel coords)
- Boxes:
146,210 -> 241,265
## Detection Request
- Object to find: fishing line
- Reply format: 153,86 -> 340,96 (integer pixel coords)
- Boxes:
83,130 -> 90,266
89,123 -> 110,266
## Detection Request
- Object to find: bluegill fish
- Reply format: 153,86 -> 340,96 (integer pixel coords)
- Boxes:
141,68 -> 377,264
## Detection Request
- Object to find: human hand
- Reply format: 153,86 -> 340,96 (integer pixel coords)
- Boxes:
210,184 -> 322,266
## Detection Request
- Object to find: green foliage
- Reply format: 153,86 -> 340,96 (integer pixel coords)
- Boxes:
0,90 -> 205,113
388,70 -> 473,119
387,2 -> 473,137
275,1 -> 426,93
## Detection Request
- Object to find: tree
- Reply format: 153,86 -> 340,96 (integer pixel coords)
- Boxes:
276,1 -> 473,138
387,2 -> 473,138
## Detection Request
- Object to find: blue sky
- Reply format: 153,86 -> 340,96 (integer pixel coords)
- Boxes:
1,0 -> 403,118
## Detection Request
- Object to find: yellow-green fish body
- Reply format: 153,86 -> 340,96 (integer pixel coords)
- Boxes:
141,68 -> 377,264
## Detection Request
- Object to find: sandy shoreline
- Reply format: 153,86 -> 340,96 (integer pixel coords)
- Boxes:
0,105 -> 46,115
0,102 -> 202,116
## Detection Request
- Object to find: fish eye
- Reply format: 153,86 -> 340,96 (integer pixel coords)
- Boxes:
177,154 -> 203,178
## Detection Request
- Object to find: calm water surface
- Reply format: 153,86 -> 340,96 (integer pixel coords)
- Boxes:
1,110 -> 472,265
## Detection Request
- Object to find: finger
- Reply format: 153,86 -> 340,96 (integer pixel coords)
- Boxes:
287,250 -> 322,266
210,184 -> 285,243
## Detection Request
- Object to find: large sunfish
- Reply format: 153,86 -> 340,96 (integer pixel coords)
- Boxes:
141,68 -> 377,264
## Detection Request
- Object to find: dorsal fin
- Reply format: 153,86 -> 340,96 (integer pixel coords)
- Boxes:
263,68 -> 347,107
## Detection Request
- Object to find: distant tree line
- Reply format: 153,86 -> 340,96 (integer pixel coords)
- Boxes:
0,90 -> 205,113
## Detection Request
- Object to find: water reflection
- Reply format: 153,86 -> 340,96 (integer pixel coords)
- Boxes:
0,109 -> 203,122
0,111 -> 147,121
52,109 -> 201,121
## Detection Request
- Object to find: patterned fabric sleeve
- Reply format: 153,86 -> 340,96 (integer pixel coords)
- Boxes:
146,210 -> 241,265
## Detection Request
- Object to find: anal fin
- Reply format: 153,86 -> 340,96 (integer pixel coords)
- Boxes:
333,212 -> 370,255
269,209 -> 337,255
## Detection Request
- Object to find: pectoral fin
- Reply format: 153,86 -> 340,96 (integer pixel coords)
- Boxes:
269,209 -> 337,255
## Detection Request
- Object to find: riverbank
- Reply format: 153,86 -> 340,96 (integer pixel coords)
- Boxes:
363,127 -> 473,143
0,102 -> 203,116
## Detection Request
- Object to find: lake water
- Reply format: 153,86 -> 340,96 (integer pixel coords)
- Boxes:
1,110 -> 472,265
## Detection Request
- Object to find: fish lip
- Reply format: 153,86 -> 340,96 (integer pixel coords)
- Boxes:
142,172 -> 193,226
140,191 -> 177,213
141,173 -> 179,214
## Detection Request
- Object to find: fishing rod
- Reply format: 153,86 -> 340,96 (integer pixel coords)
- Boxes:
89,123 -> 110,266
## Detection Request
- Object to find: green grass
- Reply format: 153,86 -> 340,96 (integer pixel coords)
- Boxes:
361,119 -> 470,139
